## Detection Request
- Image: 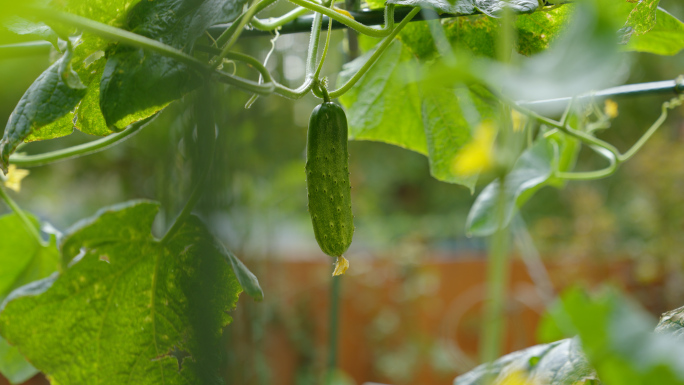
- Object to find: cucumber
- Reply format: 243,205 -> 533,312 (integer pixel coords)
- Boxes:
306,102 -> 354,260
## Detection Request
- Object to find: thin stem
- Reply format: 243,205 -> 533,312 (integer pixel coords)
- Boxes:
326,273 -> 342,385
480,173 -> 510,375
0,41 -> 53,58
329,6 -> 420,99
287,0 -> 392,38
211,0 -> 279,68
274,79 -> 315,99
619,96 -> 683,161
9,116 -> 154,168
161,88 -> 217,245
213,70 -> 275,94
509,100 -> 621,162
314,0 -> 335,81
556,144 -> 617,180
251,7 -> 310,30
35,8 -> 207,73
0,186 -> 47,247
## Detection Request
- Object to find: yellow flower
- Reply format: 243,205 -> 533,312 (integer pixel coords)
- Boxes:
604,99 -> 618,119
333,256 -> 349,276
452,120 -> 497,176
3,165 -> 29,192
511,109 -> 527,132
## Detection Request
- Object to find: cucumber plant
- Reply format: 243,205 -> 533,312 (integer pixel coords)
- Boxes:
0,0 -> 683,384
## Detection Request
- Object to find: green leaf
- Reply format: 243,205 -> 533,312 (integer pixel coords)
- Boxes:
466,136 -> 553,236
0,53 -> 86,172
0,338 -> 38,385
625,0 -> 660,36
100,0 -> 249,129
220,244 -> 264,302
383,0 -> 538,17
624,8 -> 684,55
549,288 -> 684,385
4,16 -> 59,49
398,6 -> 572,61
421,85 -> 497,190
0,201 -> 244,385
0,213 -> 59,384
338,39 -> 427,155
454,338 -> 596,385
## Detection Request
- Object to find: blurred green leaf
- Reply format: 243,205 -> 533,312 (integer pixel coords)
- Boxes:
454,337 -> 596,385
100,0 -> 249,129
0,338 -> 38,385
4,17 -> 59,49
0,212 -> 59,384
338,39 -> 427,155
466,136 -> 553,236
624,8 -> 684,55
550,288 -> 684,385
0,201 -> 244,385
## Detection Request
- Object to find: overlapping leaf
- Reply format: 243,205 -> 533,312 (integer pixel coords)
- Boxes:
0,201 -> 247,385
0,53 -> 86,172
0,213 -> 59,384
100,0 -> 249,129
465,136 -> 553,236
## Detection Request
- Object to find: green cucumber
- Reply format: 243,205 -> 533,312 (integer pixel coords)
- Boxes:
306,102 -> 354,259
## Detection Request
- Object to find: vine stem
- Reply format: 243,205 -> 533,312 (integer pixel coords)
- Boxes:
286,0 -> 394,38
326,273 -> 342,385
9,116 -> 155,168
0,186 -> 47,247
251,7 -> 310,30
211,0 -> 279,68
32,8 -> 207,73
329,6 -> 419,99
480,172 -> 510,379
160,88 -> 217,245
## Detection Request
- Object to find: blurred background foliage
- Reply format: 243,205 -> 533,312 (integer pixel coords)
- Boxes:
1,1 -> 684,384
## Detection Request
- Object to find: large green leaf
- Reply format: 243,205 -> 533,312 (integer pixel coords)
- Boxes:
338,39 -> 427,155
0,213 -> 59,384
454,338 -> 596,385
624,8 -> 684,55
465,136 -> 553,236
0,53 -> 86,172
0,201 -> 244,385
100,0 -> 249,129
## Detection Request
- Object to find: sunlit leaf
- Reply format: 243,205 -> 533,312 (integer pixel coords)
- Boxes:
624,8 -> 684,55
0,52 -> 85,172
0,201 -> 244,385
338,39 -> 427,155
0,212 -> 59,384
